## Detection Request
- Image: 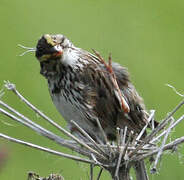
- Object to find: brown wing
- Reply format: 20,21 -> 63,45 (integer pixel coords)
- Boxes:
112,62 -> 148,130
112,62 -> 159,129
76,50 -> 153,139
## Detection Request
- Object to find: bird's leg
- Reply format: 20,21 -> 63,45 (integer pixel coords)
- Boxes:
92,49 -> 130,113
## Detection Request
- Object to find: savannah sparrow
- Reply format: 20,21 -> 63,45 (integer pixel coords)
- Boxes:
35,34 -> 154,142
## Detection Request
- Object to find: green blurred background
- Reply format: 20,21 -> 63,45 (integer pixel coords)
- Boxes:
0,0 -> 183,179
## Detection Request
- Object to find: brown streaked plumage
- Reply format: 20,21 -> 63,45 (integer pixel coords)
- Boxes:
35,34 -> 157,142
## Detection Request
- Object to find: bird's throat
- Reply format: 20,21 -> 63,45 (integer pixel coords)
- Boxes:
40,59 -> 62,78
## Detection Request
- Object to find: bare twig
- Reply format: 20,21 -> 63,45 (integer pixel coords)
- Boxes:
129,99 -> 184,157
135,136 -> 184,161
151,115 -> 184,143
151,117 -> 175,173
96,168 -> 103,180
70,120 -> 108,159
95,117 -> 113,155
136,110 -> 155,143
90,154 -> 109,168
147,99 -> 184,141
116,127 -> 121,152
90,164 -> 94,180
114,148 -> 124,179
114,131 -> 132,179
3,82 -> 104,159
122,131 -> 132,159
166,84 -> 184,97
0,101 -> 92,157
0,133 -> 94,164
122,126 -> 127,146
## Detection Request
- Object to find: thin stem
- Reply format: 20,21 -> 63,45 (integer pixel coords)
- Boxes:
116,127 -> 121,152
122,126 -> 127,146
146,99 -> 184,142
114,148 -> 124,179
136,110 -> 155,143
129,99 -> 184,157
0,105 -> 90,157
95,117 -> 108,144
70,120 -> 108,159
0,133 -> 94,164
90,164 -> 94,180
114,131 -> 132,180
134,136 -> 184,161
96,168 -> 103,180
151,115 -> 184,143
91,154 -> 109,168
3,82 -> 104,159
151,117 -> 175,173
95,117 -> 113,155
122,131 -> 132,159
166,84 -> 184,97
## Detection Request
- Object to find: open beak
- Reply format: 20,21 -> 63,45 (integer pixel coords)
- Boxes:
52,45 -> 63,58
36,45 -> 63,62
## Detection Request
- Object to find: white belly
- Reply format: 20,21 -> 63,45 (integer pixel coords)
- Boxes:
48,80 -> 104,142
50,89 -> 97,135
51,92 -> 83,123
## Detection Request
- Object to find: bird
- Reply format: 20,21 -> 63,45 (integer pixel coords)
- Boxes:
35,34 -> 156,143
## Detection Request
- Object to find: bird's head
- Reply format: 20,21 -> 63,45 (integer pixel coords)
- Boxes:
35,34 -> 72,62
35,34 -> 74,78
